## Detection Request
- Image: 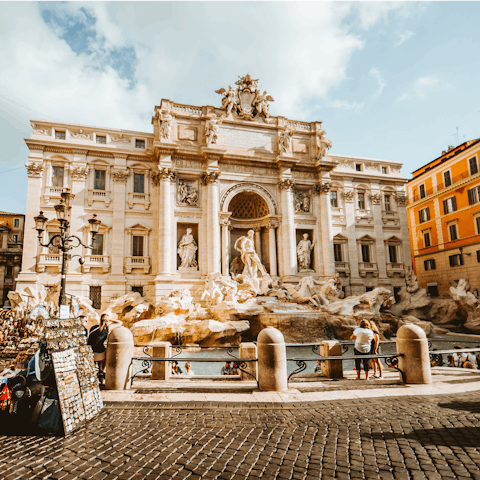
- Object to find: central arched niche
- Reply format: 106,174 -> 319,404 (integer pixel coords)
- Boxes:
228,191 -> 269,219
228,191 -> 273,275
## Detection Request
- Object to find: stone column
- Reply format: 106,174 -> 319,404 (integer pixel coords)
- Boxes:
395,194 -> 413,268
17,155 -> 45,286
371,190 -> 388,283
107,159 -> 129,299
316,181 -> 335,277
278,179 -> 297,280
204,172 -> 221,274
343,188 -> 361,294
220,219 -> 231,276
268,222 -> 278,277
157,168 -> 175,276
254,227 -> 262,261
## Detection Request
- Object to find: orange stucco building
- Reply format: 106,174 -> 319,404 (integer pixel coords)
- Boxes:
406,139 -> 480,297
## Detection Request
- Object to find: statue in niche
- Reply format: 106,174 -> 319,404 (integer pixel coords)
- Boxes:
317,129 -> 332,159
297,233 -> 314,271
177,228 -> 198,268
278,127 -> 294,154
234,229 -> 268,279
158,110 -> 173,140
205,115 -> 223,145
178,180 -> 198,206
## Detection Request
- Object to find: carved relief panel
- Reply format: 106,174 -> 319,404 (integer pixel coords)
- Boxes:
294,188 -> 313,214
176,178 -> 200,207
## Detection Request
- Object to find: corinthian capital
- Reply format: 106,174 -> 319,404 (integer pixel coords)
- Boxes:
343,189 -> 355,202
314,182 -> 332,194
70,166 -> 88,180
112,169 -> 129,183
152,168 -> 176,185
25,162 -> 44,177
278,179 -> 295,191
395,194 -> 407,206
202,172 -> 220,184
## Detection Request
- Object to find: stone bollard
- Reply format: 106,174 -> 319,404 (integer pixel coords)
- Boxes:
239,342 -> 257,381
105,327 -> 134,390
257,326 -> 288,391
396,324 -> 432,384
320,341 -> 344,379
151,342 -> 171,380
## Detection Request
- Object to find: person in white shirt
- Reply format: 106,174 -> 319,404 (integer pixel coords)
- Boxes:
184,362 -> 195,376
461,352 -> 477,369
350,319 -> 375,380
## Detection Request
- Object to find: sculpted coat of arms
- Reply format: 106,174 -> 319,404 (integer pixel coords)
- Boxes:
215,73 -> 274,121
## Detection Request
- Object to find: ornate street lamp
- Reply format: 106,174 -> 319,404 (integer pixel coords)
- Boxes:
35,193 -> 100,310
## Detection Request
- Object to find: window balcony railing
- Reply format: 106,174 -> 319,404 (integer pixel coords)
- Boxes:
334,262 -> 350,276
386,262 -> 405,277
82,255 -> 110,273
127,192 -> 151,210
359,262 -> 378,277
125,256 -> 150,274
410,170 -> 472,203
37,253 -> 61,273
87,189 -> 112,207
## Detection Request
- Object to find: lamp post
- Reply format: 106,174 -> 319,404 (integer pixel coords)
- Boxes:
34,189 -> 101,308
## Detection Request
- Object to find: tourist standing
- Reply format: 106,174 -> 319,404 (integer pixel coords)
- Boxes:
184,362 -> 194,376
350,319 -> 374,380
221,362 -> 233,375
368,321 -> 383,379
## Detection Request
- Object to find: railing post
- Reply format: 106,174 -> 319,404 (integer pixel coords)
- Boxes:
239,342 -> 257,381
396,324 -> 432,384
105,327 -> 134,390
257,327 -> 288,392
151,342 -> 171,380
320,341 -> 344,379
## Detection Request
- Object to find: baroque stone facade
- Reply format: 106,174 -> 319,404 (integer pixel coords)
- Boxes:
17,74 -> 411,308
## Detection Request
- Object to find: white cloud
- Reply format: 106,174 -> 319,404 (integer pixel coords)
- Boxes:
330,100 -> 364,110
396,93 -> 410,102
369,68 -> 386,97
416,77 -> 439,97
395,30 -> 414,46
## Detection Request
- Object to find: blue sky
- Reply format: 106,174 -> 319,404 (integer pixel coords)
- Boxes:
1,2 -> 480,214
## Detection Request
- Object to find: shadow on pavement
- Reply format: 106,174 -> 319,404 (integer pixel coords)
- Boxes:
437,399 -> 480,414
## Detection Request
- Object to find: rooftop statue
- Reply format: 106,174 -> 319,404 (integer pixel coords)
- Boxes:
205,114 -> 223,145
215,73 -> 274,121
317,129 -> 332,159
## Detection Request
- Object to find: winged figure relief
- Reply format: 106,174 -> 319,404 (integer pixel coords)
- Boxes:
215,85 -> 237,116
254,91 -> 274,118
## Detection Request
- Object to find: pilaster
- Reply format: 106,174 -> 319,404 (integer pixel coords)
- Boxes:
343,186 -> 361,289
315,180 -> 335,277
371,189 -> 388,283
278,178 -> 297,280
396,194 -> 413,268
203,171 -> 221,274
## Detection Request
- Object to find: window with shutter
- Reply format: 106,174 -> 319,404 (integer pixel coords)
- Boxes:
470,156 -> 478,175
132,236 -> 144,256
476,217 -> 480,235
419,184 -> 426,198
443,199 -> 448,214
424,232 -> 431,248
468,188 -> 478,205
449,224 -> 458,241
426,207 -> 430,220
333,243 -> 343,262
444,170 -> 452,187
477,250 -> 480,263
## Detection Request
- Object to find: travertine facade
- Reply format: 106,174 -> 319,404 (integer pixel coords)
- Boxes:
18,75 -> 411,308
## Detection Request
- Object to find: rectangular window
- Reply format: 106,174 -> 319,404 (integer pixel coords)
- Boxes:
449,223 -> 458,241
443,170 -> 452,187
135,139 -> 145,149
476,217 -> 480,235
48,232 -> 61,254
52,166 -> 64,187
55,130 -> 66,140
14,219 -> 19,227
333,243 -> 343,262
94,170 -> 106,191
330,191 -> 338,208
91,234 -> 104,256
477,250 -> 480,263
449,254 -> 464,267
469,156 -> 478,175
388,245 -> 398,263
423,231 -> 431,248
427,285 -> 439,297
361,244 -> 371,263
424,259 -> 436,271
96,135 -> 106,144
6,266 -> 13,277
132,236 -> 144,257
12,235 -> 17,243
132,286 -> 143,296
419,207 -> 430,223
355,163 -> 362,172
384,194 -> 391,212
443,196 -> 457,214
134,173 -> 145,194
89,286 -> 102,310
358,193 -> 366,210
382,166 -> 387,174
419,184 -> 426,199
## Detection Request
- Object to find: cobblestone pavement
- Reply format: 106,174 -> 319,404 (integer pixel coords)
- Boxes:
2,392 -> 480,480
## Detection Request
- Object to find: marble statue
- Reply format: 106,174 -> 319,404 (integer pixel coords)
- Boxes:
201,273 -> 224,305
205,115 -> 222,145
215,85 -> 237,116
234,229 -> 268,279
253,91 -> 274,118
177,228 -> 198,268
178,180 -> 198,206
279,127 -> 294,154
284,277 -> 322,307
297,233 -> 314,271
317,129 -> 332,159
158,110 -> 173,140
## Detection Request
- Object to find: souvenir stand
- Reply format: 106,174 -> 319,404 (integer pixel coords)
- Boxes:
43,316 -> 103,435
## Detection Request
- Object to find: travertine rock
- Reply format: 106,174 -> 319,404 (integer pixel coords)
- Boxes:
211,299 -> 264,322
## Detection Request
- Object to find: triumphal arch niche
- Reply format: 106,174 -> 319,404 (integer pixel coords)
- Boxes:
152,72 -> 338,300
